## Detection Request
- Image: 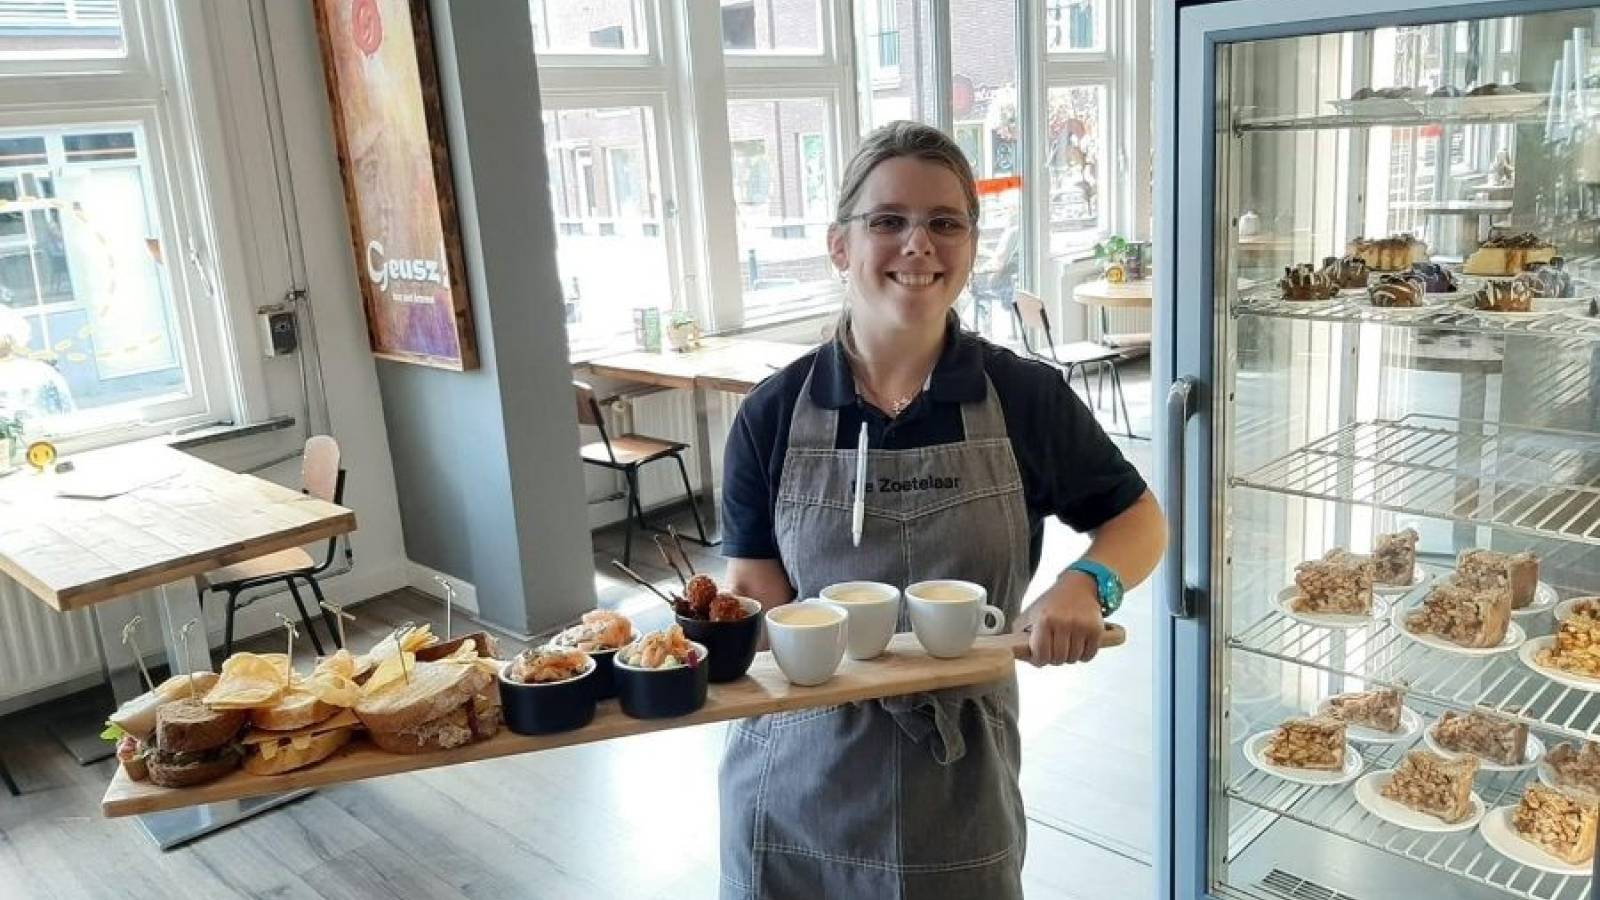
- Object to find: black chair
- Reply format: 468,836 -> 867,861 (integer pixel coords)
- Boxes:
0,752 -> 19,796
575,381 -> 707,566
1012,289 -> 1133,437
196,435 -> 346,659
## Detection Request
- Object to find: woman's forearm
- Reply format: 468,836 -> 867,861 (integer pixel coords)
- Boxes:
1078,490 -> 1167,588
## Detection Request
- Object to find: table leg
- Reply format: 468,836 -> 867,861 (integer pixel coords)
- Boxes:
128,581 -> 312,849
690,386 -> 722,545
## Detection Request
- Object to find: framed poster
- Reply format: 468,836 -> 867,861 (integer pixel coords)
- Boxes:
313,0 -> 478,370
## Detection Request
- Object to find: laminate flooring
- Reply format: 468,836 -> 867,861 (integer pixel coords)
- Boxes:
0,397 -> 1156,899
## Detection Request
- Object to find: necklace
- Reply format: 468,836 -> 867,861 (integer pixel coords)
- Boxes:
857,379 -> 921,418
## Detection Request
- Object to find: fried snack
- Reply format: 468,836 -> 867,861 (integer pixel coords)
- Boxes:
1404,581 -> 1510,648
684,575 -> 718,618
553,610 -> 635,652
1324,689 -> 1404,733
1292,550 -> 1374,615
709,592 -> 749,622
1537,599 -> 1600,677
1381,749 -> 1478,823
620,625 -> 699,669
1512,784 -> 1599,865
509,647 -> 592,684
205,653 -> 291,709
1432,710 -> 1528,766
1547,742 -> 1600,795
1262,717 -> 1346,770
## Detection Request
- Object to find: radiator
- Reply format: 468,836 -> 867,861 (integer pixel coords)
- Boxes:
1085,306 -> 1152,343
0,576 -> 102,705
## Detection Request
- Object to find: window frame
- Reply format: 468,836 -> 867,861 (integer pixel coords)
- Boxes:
0,0 -> 146,80
0,1 -> 234,450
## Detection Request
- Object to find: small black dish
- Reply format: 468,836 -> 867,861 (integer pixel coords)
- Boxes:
676,598 -> 764,683
613,641 -> 710,719
554,643 -> 628,700
499,658 -> 598,736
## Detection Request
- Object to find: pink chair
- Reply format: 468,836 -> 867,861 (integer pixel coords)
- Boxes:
195,435 -> 346,658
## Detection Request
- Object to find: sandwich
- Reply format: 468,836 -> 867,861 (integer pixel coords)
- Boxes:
102,672 -> 220,781
354,656 -> 499,754
146,697 -> 248,788
242,708 -> 360,775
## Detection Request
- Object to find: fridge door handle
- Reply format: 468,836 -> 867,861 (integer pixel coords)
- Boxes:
1166,376 -> 1199,619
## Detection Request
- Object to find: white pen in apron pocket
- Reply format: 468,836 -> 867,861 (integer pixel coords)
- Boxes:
852,421 -> 868,547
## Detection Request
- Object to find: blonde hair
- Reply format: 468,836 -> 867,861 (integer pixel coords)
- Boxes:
828,121 -> 980,350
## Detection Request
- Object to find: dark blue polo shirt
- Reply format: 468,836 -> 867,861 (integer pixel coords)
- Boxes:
721,320 -> 1148,570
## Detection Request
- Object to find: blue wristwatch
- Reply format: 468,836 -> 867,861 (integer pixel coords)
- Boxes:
1067,559 -> 1123,617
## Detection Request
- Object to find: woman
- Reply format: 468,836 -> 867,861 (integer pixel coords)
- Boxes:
717,122 -> 1166,899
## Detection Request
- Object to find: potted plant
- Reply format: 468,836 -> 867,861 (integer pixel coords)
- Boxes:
0,414 -> 24,473
1092,235 -> 1132,283
665,311 -> 702,353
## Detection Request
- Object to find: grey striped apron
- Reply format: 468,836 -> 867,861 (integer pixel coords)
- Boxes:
719,365 -> 1032,900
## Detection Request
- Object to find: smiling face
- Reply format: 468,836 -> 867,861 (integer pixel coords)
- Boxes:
828,156 -> 978,334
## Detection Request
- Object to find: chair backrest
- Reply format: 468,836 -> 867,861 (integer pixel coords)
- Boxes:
1013,290 -> 1060,364
302,435 -> 340,502
573,381 -> 617,464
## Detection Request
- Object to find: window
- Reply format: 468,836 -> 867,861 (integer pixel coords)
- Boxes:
532,2 -> 1150,355
542,106 -> 673,353
0,3 -> 229,445
0,0 -> 125,60
530,0 -> 646,54
722,0 -> 823,55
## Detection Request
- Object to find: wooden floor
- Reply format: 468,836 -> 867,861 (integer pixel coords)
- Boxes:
0,371 -> 1156,900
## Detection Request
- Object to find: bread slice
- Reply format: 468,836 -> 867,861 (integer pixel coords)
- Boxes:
250,687 -> 339,732
355,660 -> 493,735
243,726 -> 355,776
155,698 -> 247,754
366,707 -> 479,754
147,745 -> 244,788
107,672 -> 220,742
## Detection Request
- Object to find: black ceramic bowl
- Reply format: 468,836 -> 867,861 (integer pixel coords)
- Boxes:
498,657 -> 598,736
613,641 -> 710,719
676,598 -> 764,683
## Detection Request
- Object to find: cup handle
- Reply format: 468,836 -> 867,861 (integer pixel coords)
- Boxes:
978,604 -> 1005,635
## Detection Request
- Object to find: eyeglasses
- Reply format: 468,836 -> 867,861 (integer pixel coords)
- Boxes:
839,210 -> 977,243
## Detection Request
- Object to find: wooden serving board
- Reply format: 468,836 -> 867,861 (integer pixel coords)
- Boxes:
102,631 -> 1053,817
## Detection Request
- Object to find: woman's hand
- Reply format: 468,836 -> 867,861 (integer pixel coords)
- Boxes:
1014,570 -> 1104,666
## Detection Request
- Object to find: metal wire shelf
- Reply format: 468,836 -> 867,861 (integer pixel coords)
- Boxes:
1227,735 -> 1590,900
1230,598 -> 1600,744
1229,293 -> 1600,342
1231,416 -> 1600,549
1234,97 -> 1556,134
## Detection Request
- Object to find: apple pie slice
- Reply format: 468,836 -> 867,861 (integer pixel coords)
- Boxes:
1512,784 -> 1600,865
1372,529 -> 1419,586
1432,710 -> 1528,767
1263,717 -> 1346,771
1380,749 -> 1478,823
1536,599 -> 1600,678
1323,689 -> 1404,733
1293,551 -> 1374,615
1547,742 -> 1600,795
1455,548 -> 1540,609
1404,582 -> 1511,648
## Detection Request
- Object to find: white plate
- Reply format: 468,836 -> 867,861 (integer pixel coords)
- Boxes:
1519,636 -> 1600,692
1243,730 -> 1364,786
1453,296 -> 1585,322
1313,698 -> 1424,744
1372,566 -> 1431,595
1276,586 -> 1383,630
1479,805 -> 1591,875
1424,721 -> 1545,772
1555,596 -> 1600,621
1361,297 -> 1451,319
1509,581 -> 1559,619
1390,602 -> 1526,656
1354,770 -> 1484,832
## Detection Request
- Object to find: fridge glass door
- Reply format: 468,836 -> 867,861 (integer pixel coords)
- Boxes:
1195,5 -> 1600,899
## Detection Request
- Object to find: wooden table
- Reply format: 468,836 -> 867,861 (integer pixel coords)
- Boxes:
0,442 -> 355,847
585,337 -> 813,540
1072,277 -> 1153,337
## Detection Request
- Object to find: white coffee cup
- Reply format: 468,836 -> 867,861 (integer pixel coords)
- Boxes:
766,601 -> 849,686
904,580 -> 1004,658
819,581 -> 901,661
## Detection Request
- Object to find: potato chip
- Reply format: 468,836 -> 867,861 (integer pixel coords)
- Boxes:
306,650 -> 361,707
205,652 -> 289,709
362,650 -> 418,695
356,625 -> 435,675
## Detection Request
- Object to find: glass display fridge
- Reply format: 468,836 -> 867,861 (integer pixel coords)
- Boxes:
1156,2 -> 1600,898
